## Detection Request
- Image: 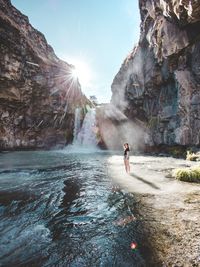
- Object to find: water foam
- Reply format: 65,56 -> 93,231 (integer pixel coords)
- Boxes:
65,108 -> 99,153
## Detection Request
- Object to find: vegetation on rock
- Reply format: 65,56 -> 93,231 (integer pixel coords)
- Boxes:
186,151 -> 200,161
172,166 -> 200,183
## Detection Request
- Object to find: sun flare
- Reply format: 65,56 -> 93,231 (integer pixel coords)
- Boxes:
70,60 -> 91,87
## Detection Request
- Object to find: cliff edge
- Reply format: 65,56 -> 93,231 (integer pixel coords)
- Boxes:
0,0 -> 88,150
111,0 -> 200,148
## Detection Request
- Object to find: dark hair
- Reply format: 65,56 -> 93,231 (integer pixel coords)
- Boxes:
124,143 -> 130,150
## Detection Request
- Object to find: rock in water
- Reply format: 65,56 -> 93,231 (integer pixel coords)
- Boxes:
111,0 -> 200,148
0,0 -> 89,150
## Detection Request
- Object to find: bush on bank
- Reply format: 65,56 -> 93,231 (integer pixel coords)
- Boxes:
172,166 -> 200,183
186,151 -> 200,161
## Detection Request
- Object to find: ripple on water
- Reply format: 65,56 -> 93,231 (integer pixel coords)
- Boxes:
0,151 -> 146,266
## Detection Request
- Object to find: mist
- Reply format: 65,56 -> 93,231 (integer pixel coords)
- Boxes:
96,104 -> 146,151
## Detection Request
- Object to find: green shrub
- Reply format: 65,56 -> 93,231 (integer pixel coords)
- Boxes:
168,146 -> 187,158
186,151 -> 200,161
172,166 -> 200,183
147,116 -> 159,129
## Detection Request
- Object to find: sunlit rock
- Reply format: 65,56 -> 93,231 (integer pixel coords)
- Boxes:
111,0 -> 200,148
0,0 -> 89,150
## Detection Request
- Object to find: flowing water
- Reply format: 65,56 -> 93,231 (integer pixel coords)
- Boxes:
73,108 -> 82,144
73,108 -> 97,147
0,150 -> 146,267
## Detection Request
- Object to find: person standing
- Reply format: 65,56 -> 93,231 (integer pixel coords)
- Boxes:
123,143 -> 130,173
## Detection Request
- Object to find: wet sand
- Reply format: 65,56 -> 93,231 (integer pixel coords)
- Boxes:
108,155 -> 200,266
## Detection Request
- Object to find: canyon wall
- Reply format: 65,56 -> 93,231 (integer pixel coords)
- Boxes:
0,0 -> 88,150
111,0 -> 200,148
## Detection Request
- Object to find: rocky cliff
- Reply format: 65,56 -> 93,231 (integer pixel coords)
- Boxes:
111,0 -> 200,149
0,0 -> 88,150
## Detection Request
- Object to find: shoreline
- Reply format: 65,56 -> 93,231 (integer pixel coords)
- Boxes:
131,191 -> 200,266
108,155 -> 200,266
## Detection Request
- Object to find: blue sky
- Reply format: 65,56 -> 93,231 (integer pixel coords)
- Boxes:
12,0 -> 140,103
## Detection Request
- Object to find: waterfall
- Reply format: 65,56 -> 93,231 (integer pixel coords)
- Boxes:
73,108 -> 81,143
77,108 -> 97,146
72,108 -> 98,149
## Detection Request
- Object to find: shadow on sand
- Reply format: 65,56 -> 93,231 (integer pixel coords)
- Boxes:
129,172 -> 160,190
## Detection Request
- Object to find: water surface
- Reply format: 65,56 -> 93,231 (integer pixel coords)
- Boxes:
0,150 -> 145,267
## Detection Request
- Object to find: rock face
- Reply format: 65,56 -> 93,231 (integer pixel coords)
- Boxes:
0,0 -> 88,150
111,0 -> 200,148
96,104 -> 145,150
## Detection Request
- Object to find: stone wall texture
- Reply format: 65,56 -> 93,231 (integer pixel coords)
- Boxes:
0,0 -> 88,150
111,0 -> 200,147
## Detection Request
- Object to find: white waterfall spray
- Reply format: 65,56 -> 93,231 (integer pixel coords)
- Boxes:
70,107 -> 98,151
73,108 -> 82,143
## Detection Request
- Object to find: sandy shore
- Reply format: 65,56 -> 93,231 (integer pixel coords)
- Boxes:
108,155 -> 200,266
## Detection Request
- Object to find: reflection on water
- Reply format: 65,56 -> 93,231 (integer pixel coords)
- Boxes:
0,151 -> 146,266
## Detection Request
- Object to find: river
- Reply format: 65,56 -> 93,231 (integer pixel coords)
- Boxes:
0,150 -> 146,267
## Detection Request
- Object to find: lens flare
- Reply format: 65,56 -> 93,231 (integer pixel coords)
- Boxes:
71,68 -> 79,80
130,242 -> 137,250
70,60 -> 91,87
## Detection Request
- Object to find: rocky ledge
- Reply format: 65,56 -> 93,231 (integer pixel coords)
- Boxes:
111,0 -> 200,149
134,191 -> 200,266
108,155 -> 200,266
0,0 -> 89,150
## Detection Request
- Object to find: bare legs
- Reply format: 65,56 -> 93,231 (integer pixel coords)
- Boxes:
127,160 -> 130,173
124,159 -> 130,174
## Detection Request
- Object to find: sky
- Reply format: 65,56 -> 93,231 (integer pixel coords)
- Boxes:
11,0 -> 140,103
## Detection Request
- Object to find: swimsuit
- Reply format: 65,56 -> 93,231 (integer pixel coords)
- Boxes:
124,148 -> 130,160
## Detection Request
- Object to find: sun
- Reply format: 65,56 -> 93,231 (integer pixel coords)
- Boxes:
70,60 -> 91,87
